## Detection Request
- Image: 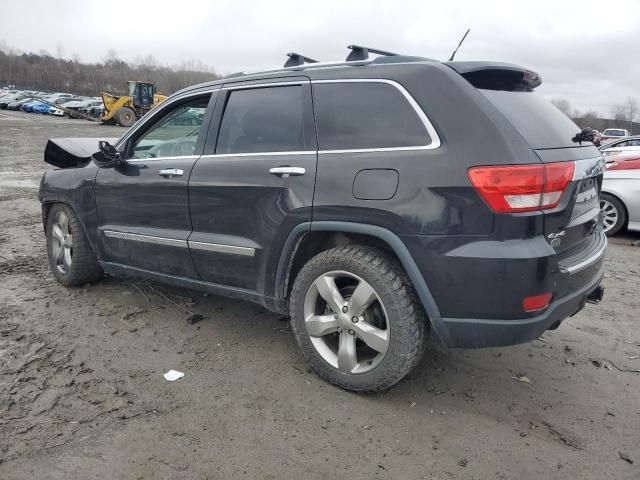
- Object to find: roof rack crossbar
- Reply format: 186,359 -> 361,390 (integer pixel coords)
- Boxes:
346,45 -> 400,61
284,52 -> 319,68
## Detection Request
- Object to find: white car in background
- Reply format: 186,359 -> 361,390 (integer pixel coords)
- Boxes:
601,128 -> 629,143
601,166 -> 640,235
599,136 -> 640,157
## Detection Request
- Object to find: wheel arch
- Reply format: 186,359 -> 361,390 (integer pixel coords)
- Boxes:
275,222 -> 449,343
41,199 -> 100,258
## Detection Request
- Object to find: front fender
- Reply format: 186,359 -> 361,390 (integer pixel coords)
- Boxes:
40,164 -> 102,258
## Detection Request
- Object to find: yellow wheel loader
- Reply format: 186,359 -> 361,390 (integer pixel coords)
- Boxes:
101,81 -> 167,127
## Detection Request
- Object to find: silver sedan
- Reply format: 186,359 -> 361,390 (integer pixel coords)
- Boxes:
600,169 -> 640,235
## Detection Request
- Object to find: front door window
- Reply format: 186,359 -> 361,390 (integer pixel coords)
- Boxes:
129,97 -> 209,159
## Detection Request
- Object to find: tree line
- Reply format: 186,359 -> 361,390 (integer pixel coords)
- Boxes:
0,43 -> 220,97
552,96 -> 639,134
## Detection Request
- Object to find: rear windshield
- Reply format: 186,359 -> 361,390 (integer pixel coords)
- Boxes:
604,129 -> 626,136
480,89 -> 581,149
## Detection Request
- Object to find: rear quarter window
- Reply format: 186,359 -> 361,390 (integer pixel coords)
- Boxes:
312,82 -> 431,150
480,89 -> 581,149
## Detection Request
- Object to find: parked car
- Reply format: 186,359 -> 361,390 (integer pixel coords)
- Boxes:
0,90 -> 19,101
606,156 -> 640,171
49,97 -> 85,116
80,103 -> 104,119
62,98 -> 103,117
6,97 -> 35,110
601,164 -> 640,235
39,49 -> 606,391
0,92 -> 35,108
32,101 -> 55,114
601,128 -> 629,143
599,135 -> 640,157
21,100 -> 49,113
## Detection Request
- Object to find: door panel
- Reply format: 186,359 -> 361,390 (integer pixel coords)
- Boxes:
94,93 -> 215,278
188,79 -> 317,294
188,152 -> 316,291
95,157 -> 199,277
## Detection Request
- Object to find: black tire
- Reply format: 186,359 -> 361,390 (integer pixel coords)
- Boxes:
115,107 -> 136,127
600,193 -> 627,236
289,246 -> 427,392
45,203 -> 103,287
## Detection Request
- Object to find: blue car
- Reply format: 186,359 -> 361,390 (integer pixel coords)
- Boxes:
21,100 -> 38,112
32,101 -> 53,114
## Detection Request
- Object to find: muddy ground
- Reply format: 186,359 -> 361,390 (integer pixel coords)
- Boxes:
0,109 -> 638,479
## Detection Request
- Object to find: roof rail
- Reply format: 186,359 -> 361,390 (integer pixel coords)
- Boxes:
346,45 -> 400,61
284,52 -> 319,68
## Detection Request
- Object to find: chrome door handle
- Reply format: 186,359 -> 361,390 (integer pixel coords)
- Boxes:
269,166 -> 306,178
159,168 -> 184,178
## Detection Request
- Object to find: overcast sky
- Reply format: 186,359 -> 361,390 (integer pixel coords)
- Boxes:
2,0 -> 639,115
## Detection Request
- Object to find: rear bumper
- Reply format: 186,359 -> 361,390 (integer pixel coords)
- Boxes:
432,264 -> 604,348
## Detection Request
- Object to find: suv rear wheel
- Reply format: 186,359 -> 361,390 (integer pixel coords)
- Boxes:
289,246 -> 426,392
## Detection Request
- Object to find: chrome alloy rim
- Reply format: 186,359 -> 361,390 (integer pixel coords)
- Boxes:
303,270 -> 389,374
51,211 -> 73,274
600,199 -> 618,233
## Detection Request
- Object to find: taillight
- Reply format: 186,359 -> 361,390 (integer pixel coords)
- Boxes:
467,162 -> 575,213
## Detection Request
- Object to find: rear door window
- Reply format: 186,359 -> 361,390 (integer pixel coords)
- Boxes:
312,82 -> 431,150
216,85 -> 311,154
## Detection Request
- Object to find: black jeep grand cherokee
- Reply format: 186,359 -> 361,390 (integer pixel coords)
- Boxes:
40,47 -> 606,392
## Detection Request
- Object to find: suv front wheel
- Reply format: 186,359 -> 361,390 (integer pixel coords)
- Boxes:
45,203 -> 103,286
290,246 -> 426,392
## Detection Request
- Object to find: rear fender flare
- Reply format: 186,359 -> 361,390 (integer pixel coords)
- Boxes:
275,221 -> 450,344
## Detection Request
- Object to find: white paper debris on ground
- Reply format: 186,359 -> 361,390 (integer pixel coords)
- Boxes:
512,375 -> 533,384
163,370 -> 185,382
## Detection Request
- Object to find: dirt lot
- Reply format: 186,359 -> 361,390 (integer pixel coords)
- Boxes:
0,109 -> 638,479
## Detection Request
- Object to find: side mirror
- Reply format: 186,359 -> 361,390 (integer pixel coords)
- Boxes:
92,141 -> 122,168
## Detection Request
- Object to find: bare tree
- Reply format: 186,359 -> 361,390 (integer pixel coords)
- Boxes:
581,110 -> 600,126
611,103 -> 627,123
0,42 -> 219,96
625,97 -> 638,134
551,98 -> 572,116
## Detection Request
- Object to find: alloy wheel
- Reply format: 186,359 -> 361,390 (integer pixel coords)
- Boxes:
303,270 -> 389,374
50,210 -> 73,274
600,199 -> 619,233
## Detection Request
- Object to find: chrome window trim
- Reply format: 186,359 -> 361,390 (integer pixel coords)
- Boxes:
200,151 -> 316,159
115,88 -> 219,150
126,155 -> 199,164
117,78 -> 441,159
221,81 -> 308,91
188,240 -> 255,257
103,230 -> 188,248
311,78 -> 441,152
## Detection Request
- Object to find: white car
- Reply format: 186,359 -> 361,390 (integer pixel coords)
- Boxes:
600,136 -> 640,157
601,128 -> 629,143
600,168 -> 640,235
